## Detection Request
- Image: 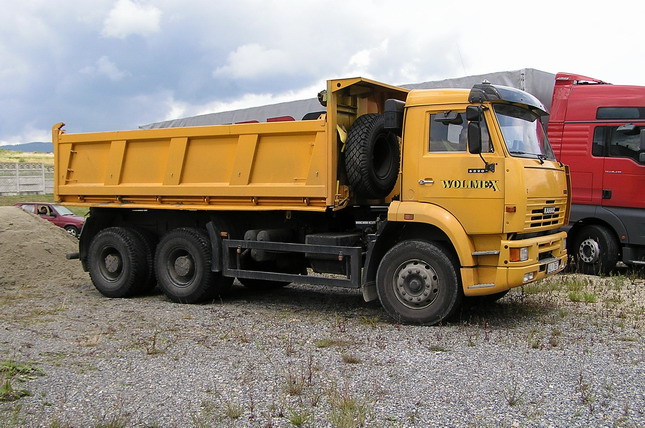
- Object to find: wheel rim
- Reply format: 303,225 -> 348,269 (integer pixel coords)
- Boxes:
98,247 -> 123,281
167,248 -> 195,287
578,238 -> 600,263
393,259 -> 439,309
66,227 -> 77,237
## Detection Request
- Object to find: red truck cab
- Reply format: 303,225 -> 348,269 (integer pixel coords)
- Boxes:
548,72 -> 645,274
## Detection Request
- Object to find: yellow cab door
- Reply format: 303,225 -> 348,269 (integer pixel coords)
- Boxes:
401,105 -> 506,235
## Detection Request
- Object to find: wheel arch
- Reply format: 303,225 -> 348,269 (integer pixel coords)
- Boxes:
568,204 -> 626,248
362,202 -> 475,301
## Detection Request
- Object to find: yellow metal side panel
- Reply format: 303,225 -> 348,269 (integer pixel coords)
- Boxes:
69,142 -> 111,184
119,139 -> 170,185
105,140 -> 127,185
180,136 -> 238,184
229,134 -> 259,185
250,134 -> 320,188
163,137 -> 188,185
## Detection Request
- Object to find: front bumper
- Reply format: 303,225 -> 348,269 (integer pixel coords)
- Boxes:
462,231 -> 568,296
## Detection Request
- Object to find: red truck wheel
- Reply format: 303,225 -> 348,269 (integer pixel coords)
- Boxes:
572,225 -> 619,275
376,240 -> 462,325
155,228 -> 232,303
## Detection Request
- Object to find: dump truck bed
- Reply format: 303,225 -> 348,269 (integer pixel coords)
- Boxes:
54,78 -> 408,212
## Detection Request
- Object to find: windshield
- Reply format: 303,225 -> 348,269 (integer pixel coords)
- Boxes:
494,104 -> 555,160
53,205 -> 75,216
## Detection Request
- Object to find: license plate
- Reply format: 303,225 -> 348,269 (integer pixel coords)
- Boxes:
547,260 -> 559,274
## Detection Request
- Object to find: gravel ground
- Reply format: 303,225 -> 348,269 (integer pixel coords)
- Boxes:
0,206 -> 643,427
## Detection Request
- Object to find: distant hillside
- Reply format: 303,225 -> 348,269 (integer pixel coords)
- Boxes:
0,142 -> 53,153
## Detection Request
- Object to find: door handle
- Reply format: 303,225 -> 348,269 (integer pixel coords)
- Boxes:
418,179 -> 434,185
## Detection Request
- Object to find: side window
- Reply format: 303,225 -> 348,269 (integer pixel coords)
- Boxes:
428,111 -> 493,153
592,127 -> 605,156
429,112 -> 467,152
593,125 -> 643,163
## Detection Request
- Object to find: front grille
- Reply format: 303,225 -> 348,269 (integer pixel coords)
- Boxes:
524,197 -> 567,232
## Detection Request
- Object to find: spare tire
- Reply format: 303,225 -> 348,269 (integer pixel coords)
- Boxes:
345,113 -> 400,199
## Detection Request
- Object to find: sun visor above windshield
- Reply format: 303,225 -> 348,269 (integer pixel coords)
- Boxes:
469,82 -> 548,116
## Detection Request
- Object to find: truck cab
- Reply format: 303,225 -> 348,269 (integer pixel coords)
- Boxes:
548,72 -> 645,274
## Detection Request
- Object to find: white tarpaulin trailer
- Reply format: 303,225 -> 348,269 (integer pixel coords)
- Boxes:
141,68 -> 555,129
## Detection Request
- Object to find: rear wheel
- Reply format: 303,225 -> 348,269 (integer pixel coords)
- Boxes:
572,225 -> 619,275
87,227 -> 148,298
376,240 -> 462,325
128,227 -> 157,292
155,228 -> 232,303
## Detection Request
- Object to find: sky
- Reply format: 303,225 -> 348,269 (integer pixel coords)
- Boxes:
2,0 -> 644,145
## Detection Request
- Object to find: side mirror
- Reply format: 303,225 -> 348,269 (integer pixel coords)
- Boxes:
466,105 -> 483,122
468,122 -> 482,154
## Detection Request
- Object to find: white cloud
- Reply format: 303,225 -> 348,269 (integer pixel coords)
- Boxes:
81,56 -> 127,81
101,0 -> 161,39
0,124 -> 50,146
213,44 -> 293,79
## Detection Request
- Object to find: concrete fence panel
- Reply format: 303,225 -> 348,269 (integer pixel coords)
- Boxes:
0,162 -> 54,195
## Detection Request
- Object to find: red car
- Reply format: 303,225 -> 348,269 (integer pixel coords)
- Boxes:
15,202 -> 85,238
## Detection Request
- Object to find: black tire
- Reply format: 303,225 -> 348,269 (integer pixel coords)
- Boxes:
128,227 -> 157,292
64,225 -> 80,238
345,113 -> 400,199
87,227 -> 148,298
571,225 -> 619,275
238,277 -> 290,290
155,228 -> 233,303
376,240 -> 462,325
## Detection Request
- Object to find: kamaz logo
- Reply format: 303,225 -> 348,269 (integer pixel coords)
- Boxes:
543,206 -> 556,215
441,180 -> 500,192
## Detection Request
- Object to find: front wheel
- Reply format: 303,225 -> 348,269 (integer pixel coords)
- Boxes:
376,240 -> 462,325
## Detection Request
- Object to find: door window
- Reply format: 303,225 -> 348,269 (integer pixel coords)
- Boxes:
592,126 -> 644,164
428,111 -> 492,153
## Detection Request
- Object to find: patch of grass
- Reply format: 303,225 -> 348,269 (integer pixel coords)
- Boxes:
427,345 -> 448,353
314,338 -> 350,349
327,388 -> 369,428
341,353 -> 361,364
287,408 -> 312,426
0,150 -> 53,164
0,380 -> 30,402
503,380 -> 524,407
357,316 -> 380,327
0,360 -> 44,381
568,291 -> 583,303
285,371 -> 306,396
583,292 -> 597,303
223,400 -> 244,420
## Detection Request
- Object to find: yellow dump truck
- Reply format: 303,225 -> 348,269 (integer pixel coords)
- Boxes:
54,77 -> 569,325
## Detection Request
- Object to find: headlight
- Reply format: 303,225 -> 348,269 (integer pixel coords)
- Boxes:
509,247 -> 529,262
